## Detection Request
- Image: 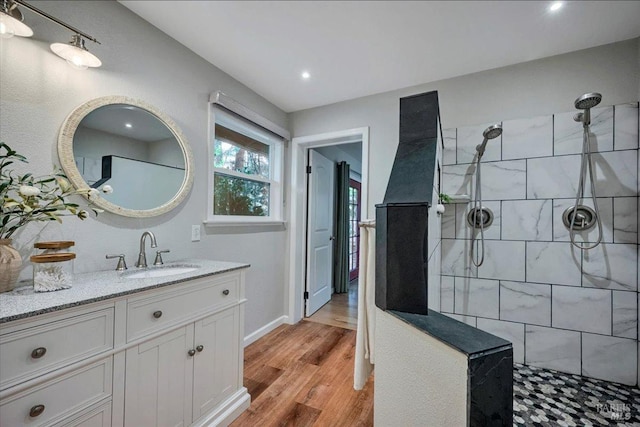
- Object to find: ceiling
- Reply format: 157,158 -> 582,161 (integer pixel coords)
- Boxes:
119,1 -> 640,113
81,104 -> 174,142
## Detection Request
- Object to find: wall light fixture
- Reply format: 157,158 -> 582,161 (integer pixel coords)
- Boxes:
0,0 -> 102,69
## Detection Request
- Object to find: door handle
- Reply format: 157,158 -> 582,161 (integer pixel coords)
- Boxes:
329,236 -> 336,241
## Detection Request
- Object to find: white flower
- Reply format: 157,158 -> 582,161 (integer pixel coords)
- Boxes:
101,185 -> 113,194
19,185 -> 41,197
88,188 -> 100,198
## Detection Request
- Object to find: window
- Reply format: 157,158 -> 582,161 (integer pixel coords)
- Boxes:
207,107 -> 284,224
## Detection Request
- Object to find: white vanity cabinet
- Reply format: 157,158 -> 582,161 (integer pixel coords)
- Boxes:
123,273 -> 244,427
0,266 -> 249,427
0,304 -> 115,427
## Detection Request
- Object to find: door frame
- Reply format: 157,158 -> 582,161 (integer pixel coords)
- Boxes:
287,127 -> 369,324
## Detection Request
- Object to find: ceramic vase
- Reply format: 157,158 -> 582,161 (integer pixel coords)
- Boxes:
0,238 -> 22,293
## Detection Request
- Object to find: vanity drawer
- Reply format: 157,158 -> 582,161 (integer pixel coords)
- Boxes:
0,358 -> 112,427
58,401 -> 112,427
0,308 -> 114,391
127,274 -> 239,342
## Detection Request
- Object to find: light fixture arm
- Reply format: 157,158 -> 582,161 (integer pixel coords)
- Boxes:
13,0 -> 99,44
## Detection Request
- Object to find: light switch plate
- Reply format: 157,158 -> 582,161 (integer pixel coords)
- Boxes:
191,225 -> 201,242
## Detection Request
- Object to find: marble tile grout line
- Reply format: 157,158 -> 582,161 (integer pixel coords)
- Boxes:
550,283 -> 553,330
448,147 -> 639,167
455,127 -> 458,165
610,289 -> 614,336
442,284 -> 638,340
612,104 -> 616,151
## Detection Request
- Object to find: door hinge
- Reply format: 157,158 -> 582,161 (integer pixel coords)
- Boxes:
306,165 -> 312,174
304,291 -> 309,300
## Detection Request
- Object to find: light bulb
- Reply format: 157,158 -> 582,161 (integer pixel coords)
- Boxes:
0,11 -> 32,38
67,54 -> 88,70
0,14 -> 15,38
50,35 -> 101,70
0,21 -> 15,39
549,2 -> 563,12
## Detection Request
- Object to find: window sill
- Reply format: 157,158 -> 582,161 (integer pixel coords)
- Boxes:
203,219 -> 286,228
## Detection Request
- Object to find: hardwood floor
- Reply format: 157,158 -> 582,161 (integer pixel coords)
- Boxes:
306,281 -> 358,330
231,321 -> 374,427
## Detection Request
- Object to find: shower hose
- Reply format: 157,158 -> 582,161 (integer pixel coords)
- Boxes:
568,126 -> 603,249
470,158 -> 485,267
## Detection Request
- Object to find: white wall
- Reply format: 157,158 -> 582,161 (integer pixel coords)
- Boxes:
291,38 -> 640,214
149,137 -> 185,169
102,157 -> 184,211
74,126 -> 150,163
0,0 -> 288,338
374,309 -> 467,426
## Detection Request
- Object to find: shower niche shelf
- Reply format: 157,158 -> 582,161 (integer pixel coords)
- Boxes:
447,194 -> 471,204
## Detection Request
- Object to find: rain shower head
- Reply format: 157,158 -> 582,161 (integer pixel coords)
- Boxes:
476,124 -> 502,158
575,92 -> 602,110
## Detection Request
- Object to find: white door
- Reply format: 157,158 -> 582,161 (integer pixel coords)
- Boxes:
306,150 -> 335,316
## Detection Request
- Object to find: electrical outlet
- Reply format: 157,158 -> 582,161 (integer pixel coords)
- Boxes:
191,225 -> 201,242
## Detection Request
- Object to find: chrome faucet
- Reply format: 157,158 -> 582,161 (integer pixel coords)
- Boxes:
135,231 -> 158,268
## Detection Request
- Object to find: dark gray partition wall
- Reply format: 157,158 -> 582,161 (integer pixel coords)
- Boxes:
376,91 -> 439,314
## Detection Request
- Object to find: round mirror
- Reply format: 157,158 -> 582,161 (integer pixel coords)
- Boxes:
58,96 -> 194,217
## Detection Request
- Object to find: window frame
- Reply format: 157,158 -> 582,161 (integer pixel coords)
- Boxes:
206,106 -> 285,226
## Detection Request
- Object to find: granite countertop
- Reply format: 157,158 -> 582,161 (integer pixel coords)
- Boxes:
390,309 -> 512,356
0,259 -> 249,324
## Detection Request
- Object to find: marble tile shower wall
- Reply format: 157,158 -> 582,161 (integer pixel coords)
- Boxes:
440,102 -> 639,386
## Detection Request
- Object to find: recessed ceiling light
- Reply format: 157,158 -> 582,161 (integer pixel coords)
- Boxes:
301,71 -> 310,80
549,2 -> 563,12
125,123 -> 132,128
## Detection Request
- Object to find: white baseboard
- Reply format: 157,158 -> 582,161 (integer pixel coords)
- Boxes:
244,315 -> 289,347
193,387 -> 250,427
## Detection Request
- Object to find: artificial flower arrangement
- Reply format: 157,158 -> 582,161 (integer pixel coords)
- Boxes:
1,142 -> 112,239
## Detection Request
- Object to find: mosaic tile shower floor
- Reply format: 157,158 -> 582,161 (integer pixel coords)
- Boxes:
513,364 -> 640,426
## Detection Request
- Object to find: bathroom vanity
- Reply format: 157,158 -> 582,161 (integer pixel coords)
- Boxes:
0,259 -> 250,427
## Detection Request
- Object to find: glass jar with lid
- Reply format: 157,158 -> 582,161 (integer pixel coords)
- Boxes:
34,241 -> 75,254
31,251 -> 76,292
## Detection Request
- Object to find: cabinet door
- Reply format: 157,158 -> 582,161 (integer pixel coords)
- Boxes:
124,325 -> 194,427
192,307 -> 239,421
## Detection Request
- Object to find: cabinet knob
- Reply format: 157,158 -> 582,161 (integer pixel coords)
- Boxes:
31,347 -> 47,359
222,289 -> 230,296
29,404 -> 45,417
196,345 -> 204,352
188,349 -> 196,357
153,310 -> 163,319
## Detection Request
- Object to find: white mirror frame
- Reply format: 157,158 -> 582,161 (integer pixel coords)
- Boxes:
58,96 -> 194,218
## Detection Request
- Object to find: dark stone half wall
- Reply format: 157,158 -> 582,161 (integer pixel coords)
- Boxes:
376,204 -> 429,314
376,90 -> 439,315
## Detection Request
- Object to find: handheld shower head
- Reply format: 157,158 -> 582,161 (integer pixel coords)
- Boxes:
476,124 -> 502,158
574,92 -> 602,126
483,124 -> 503,140
575,93 -> 602,110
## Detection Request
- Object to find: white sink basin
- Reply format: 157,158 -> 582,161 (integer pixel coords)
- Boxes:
124,265 -> 200,279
